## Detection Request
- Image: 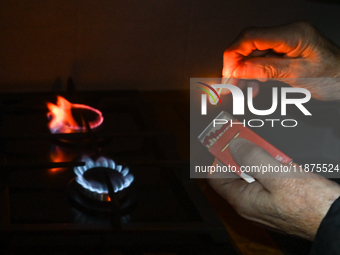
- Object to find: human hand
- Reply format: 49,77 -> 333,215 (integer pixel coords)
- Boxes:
208,138 -> 340,240
222,21 -> 340,100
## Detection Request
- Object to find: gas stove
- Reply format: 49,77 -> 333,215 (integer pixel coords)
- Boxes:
0,87 -> 236,254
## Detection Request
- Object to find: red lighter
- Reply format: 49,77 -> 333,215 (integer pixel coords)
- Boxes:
198,111 -> 292,183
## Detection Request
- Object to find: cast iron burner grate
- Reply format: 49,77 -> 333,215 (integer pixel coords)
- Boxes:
0,87 -> 236,254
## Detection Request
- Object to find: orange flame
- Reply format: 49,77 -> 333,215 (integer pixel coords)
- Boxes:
49,145 -> 76,173
47,96 -> 103,134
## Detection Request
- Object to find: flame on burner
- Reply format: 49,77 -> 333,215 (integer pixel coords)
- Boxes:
47,96 -> 104,134
74,156 -> 134,194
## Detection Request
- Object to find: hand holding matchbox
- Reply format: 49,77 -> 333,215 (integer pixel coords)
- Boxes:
198,111 -> 292,183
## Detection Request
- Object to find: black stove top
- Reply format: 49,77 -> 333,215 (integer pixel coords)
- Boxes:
0,90 -> 237,254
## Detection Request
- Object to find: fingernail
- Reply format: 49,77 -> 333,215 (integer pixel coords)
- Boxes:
229,138 -> 250,154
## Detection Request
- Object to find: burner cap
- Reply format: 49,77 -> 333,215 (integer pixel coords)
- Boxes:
81,167 -> 126,201
74,156 -> 134,201
68,156 -> 136,216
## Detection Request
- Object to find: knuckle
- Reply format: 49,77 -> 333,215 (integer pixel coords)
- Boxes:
262,65 -> 276,78
240,26 -> 258,38
290,20 -> 316,37
293,20 -> 313,31
223,49 -> 231,58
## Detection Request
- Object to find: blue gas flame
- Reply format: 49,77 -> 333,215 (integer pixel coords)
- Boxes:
74,156 -> 134,194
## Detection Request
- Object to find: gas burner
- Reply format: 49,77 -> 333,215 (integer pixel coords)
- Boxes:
75,156 -> 134,201
47,96 -> 104,134
46,96 -> 109,146
68,156 -> 136,215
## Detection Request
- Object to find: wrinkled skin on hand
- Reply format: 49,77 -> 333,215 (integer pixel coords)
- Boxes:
208,138 -> 340,241
212,21 -> 340,241
222,21 -> 340,100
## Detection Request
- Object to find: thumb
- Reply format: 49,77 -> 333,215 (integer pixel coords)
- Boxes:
229,137 -> 286,190
232,58 -> 294,79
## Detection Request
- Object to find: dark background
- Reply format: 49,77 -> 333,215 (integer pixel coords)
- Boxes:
1,0 -> 340,92
2,1 -> 340,254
